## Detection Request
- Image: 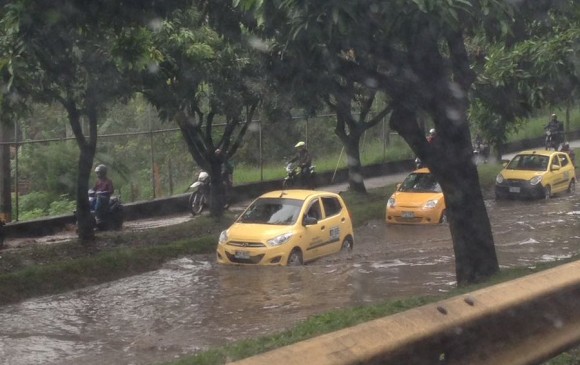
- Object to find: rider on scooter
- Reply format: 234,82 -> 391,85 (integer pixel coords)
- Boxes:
92,164 -> 114,223
289,141 -> 312,187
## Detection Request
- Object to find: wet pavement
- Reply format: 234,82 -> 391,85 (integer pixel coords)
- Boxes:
1,192 -> 579,365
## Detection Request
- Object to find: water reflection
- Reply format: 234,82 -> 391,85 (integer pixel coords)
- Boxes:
0,194 -> 579,365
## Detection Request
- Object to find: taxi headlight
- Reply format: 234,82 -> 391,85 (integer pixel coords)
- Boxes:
529,175 -> 543,185
496,174 -> 504,184
268,232 -> 293,246
424,199 -> 438,209
218,230 -> 229,245
387,197 -> 396,208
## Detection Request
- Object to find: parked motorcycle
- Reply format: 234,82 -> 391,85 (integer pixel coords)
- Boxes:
283,162 -> 316,189
87,189 -> 124,231
188,171 -> 211,215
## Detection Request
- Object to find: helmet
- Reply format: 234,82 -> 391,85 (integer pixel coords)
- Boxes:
295,141 -> 306,148
95,164 -> 107,175
429,129 -> 436,134
552,113 -> 557,118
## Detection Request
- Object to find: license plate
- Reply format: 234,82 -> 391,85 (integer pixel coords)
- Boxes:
235,250 -> 250,259
402,211 -> 415,218
509,187 -> 521,193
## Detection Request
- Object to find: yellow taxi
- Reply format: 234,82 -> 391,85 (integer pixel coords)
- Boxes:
216,190 -> 354,265
495,149 -> 576,199
386,168 -> 446,224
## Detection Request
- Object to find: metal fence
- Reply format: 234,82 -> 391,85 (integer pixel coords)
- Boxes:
2,113 -> 409,221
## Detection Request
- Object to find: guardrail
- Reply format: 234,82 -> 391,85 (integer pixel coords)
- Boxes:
231,260 -> 580,365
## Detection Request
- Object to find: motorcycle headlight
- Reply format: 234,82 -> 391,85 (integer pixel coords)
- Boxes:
496,174 -> 504,184
387,197 -> 396,208
424,199 -> 438,209
267,232 -> 293,247
218,230 -> 229,245
529,175 -> 543,186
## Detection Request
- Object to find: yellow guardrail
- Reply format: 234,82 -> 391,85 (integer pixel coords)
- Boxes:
231,260 -> 580,365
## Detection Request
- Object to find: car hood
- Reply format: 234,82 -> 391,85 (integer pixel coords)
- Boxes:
499,169 -> 545,180
226,222 -> 297,242
391,191 -> 443,208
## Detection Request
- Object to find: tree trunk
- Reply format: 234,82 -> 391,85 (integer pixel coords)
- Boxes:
0,118 -> 13,222
209,161 -> 225,217
67,100 -> 98,243
76,145 -> 95,242
342,135 -> 367,193
391,105 -> 499,285
437,159 -> 499,285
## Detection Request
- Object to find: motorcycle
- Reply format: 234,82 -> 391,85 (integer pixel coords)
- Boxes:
87,189 -> 124,231
188,171 -> 211,215
283,162 -> 316,189
545,129 -> 562,151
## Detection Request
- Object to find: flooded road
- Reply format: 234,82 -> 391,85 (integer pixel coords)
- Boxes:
1,194 -> 579,365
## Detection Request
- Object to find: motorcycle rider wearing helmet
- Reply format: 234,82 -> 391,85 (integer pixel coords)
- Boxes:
289,141 -> 312,187
426,128 -> 436,144
544,114 -> 564,148
92,164 -> 114,218
560,142 -> 576,168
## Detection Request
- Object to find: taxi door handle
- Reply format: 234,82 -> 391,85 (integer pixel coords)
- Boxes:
321,226 -> 325,230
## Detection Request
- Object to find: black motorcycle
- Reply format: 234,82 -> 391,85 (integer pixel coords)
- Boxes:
545,129 -> 562,151
87,189 -> 124,230
283,162 -> 316,189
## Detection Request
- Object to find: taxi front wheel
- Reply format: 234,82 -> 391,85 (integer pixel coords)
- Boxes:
287,249 -> 303,266
543,185 -> 552,199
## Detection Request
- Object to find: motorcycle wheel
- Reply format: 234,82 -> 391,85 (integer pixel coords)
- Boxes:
109,209 -> 124,230
189,191 -> 205,216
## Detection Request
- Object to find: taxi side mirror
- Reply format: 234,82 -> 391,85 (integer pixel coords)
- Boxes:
551,164 -> 561,171
303,216 -> 318,226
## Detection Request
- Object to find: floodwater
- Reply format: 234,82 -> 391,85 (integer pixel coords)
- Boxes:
1,194 -> 579,365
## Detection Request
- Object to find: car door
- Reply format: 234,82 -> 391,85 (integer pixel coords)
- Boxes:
555,153 -> 573,192
318,195 -> 347,256
301,197 -> 325,262
550,153 -> 569,193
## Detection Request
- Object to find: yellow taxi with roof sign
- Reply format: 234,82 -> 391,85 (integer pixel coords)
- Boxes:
217,189 -> 354,265
386,168 -> 447,225
495,149 -> 576,199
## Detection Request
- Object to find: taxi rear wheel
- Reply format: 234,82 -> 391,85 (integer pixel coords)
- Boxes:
287,249 -> 303,266
341,236 -> 354,253
568,180 -> 576,194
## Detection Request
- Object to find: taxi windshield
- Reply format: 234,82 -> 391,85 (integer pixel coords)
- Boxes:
398,173 -> 442,193
239,198 -> 303,225
506,154 -> 549,171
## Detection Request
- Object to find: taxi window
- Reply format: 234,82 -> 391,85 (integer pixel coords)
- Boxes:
321,197 -> 342,218
558,153 -> 569,167
306,199 -> 322,221
239,198 -> 302,225
551,155 -> 561,169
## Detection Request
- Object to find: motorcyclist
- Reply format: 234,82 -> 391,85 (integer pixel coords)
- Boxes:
289,141 -> 312,187
560,142 -> 576,167
426,128 -> 436,144
544,114 -> 564,149
92,164 -> 114,222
